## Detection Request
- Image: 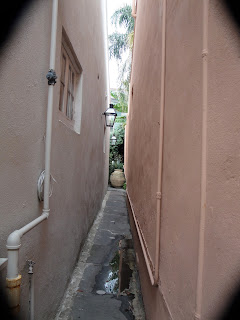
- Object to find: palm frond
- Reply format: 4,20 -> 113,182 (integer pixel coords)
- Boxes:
109,33 -> 128,60
111,5 -> 134,34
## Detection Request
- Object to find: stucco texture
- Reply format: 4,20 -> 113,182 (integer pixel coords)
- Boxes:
126,0 -> 240,319
127,0 -> 162,269
0,0 -> 109,318
202,1 -> 240,319
127,0 -> 202,318
160,1 -> 202,319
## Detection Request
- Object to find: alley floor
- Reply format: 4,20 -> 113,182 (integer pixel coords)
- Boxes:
55,188 -> 146,320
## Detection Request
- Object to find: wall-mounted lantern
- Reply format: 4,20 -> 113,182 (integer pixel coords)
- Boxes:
110,134 -> 117,146
103,104 -> 117,127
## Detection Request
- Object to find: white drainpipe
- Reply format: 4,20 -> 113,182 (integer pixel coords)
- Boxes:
6,0 -> 59,313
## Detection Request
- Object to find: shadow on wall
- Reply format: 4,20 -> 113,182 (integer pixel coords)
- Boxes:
0,0 -> 33,50
218,1 -> 240,319
0,1 -> 33,318
0,283 -> 20,320
222,0 -> 240,31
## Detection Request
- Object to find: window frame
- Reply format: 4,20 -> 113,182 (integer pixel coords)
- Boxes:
58,32 -> 82,132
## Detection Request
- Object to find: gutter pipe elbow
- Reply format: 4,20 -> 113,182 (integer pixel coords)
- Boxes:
6,231 -> 21,250
42,209 -> 50,219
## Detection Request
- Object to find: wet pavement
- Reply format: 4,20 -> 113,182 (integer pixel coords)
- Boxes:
55,188 -> 145,320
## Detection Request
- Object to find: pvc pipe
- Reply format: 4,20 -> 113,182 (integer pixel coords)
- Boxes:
6,275 -> 22,311
131,0 -> 137,18
7,247 -> 20,279
195,1 -> 209,319
6,0 -> 59,312
49,0 -> 58,70
154,0 -> 167,285
6,214 -> 48,279
44,0 -> 58,210
29,273 -> 34,320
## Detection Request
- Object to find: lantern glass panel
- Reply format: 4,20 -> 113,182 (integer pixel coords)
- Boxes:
106,114 -> 116,127
111,136 -> 117,145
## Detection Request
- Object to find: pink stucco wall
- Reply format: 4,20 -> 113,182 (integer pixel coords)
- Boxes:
127,0 -> 162,269
202,1 -> 240,318
126,0 -> 240,319
0,0 -> 109,318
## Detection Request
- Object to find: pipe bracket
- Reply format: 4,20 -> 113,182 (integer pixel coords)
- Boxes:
202,49 -> 208,58
156,192 -> 162,200
46,69 -> 57,85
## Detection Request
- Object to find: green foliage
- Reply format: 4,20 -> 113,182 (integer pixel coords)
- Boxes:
110,91 -> 128,113
109,124 -> 125,179
128,30 -> 134,50
109,5 -> 134,60
109,5 -> 134,90
110,125 -> 125,161
123,182 -> 127,190
108,4 -> 134,182
115,116 -> 126,123
111,5 -> 134,35
109,32 -> 128,60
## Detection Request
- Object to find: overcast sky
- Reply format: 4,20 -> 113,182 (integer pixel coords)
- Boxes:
107,0 -> 131,89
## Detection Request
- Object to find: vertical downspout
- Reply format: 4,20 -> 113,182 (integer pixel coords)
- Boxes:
195,0 -> 209,319
132,0 -> 137,18
6,0 -> 59,314
43,0 -> 58,214
154,0 -> 167,285
125,82 -> 132,181
28,260 -> 35,320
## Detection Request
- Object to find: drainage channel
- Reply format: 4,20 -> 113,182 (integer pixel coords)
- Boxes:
56,189 -> 146,320
94,237 -> 135,320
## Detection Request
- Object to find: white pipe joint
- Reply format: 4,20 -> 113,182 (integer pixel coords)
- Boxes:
6,212 -> 48,279
6,231 -> 21,279
6,231 -> 21,250
42,209 -> 50,218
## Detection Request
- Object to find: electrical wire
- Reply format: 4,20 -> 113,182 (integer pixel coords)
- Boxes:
37,170 -> 56,201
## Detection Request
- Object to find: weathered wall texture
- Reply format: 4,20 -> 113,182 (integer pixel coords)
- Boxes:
202,1 -> 240,319
127,0 -> 162,269
0,0 -> 109,318
126,0 -> 240,319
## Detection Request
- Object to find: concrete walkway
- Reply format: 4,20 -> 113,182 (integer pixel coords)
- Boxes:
55,188 -> 145,320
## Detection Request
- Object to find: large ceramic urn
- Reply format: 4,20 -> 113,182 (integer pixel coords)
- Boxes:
110,169 -> 126,188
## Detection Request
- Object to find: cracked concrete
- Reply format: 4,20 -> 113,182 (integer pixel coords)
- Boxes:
55,188 -> 145,320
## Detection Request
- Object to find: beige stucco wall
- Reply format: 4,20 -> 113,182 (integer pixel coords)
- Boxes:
0,0 -> 109,318
126,0 -> 240,319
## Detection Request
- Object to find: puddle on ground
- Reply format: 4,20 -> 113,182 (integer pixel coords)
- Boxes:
104,249 -> 133,295
94,239 -> 136,320
104,251 -> 119,294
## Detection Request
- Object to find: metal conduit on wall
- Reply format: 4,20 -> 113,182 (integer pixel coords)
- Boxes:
195,0 -> 209,319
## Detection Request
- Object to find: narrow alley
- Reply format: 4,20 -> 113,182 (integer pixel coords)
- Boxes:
56,188 -> 145,320
2,0 -> 240,319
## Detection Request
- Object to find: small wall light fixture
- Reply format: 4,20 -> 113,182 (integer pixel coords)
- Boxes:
110,134 -> 117,146
103,104 -> 117,127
